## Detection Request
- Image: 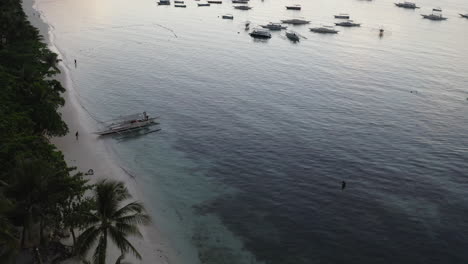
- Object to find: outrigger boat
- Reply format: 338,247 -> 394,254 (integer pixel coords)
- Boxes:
95,112 -> 159,136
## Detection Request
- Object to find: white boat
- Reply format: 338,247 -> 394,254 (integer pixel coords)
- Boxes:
222,14 -> 234,19
285,30 -> 300,41
286,5 -> 301,10
310,26 -> 339,34
95,112 -> 159,136
334,13 -> 350,19
158,0 -> 170,5
421,13 -> 447,20
260,22 -> 287,30
335,20 -> 361,27
249,28 -> 272,38
281,19 -> 310,25
394,2 -> 419,9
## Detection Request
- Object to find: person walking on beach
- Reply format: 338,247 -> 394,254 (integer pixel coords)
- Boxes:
75,131 -> 79,140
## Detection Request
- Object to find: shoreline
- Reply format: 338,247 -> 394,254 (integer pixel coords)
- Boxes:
22,0 -> 176,263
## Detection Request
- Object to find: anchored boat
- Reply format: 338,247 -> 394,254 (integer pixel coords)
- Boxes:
310,26 -> 339,34
249,28 -> 272,38
286,5 -> 301,10
281,19 -> 310,25
260,22 -> 287,30
394,2 -> 419,9
95,112 -> 159,136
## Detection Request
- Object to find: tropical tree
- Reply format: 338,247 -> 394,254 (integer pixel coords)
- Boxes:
76,180 -> 150,264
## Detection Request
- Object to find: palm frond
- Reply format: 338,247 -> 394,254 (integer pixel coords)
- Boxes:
76,226 -> 100,257
112,201 -> 145,219
108,226 -> 142,260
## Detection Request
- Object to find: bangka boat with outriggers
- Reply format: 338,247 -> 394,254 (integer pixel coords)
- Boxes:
260,22 -> 287,30
158,0 -> 171,5
460,13 -> 468,18
334,13 -> 350,19
286,5 -> 301,10
281,19 -> 310,25
234,5 -> 252,10
249,28 -> 272,38
95,112 -> 159,136
335,20 -> 361,27
421,13 -> 447,20
394,2 -> 419,9
310,25 -> 339,34
285,30 -> 300,41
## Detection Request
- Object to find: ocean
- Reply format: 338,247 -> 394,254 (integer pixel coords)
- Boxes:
34,0 -> 468,263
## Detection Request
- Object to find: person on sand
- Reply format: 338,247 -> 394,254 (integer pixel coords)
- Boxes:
74,59 -> 77,67
75,131 -> 79,140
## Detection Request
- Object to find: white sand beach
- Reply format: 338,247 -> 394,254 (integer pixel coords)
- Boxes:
22,0 -> 177,263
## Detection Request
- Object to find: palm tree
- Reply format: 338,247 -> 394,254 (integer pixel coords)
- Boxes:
76,180 -> 150,264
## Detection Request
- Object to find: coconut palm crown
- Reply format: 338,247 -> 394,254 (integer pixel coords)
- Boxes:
76,180 -> 150,264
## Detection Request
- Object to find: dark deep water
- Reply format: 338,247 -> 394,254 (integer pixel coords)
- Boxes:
36,0 -> 468,262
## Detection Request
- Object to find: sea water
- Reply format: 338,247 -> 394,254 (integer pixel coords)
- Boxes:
35,0 -> 468,263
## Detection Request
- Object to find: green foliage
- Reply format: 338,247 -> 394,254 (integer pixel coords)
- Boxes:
0,3 -> 148,264
76,180 -> 150,264
0,0 -> 83,261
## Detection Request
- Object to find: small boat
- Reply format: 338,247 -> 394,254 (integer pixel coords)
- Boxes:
260,22 -> 287,30
249,28 -> 272,39
198,3 -> 210,6
174,4 -> 186,7
460,14 -> 468,18
158,0 -> 170,5
95,112 -> 159,136
421,13 -> 447,20
174,0 -> 184,3
222,14 -> 234,19
234,5 -> 252,10
310,26 -> 339,34
286,5 -> 301,10
207,0 -> 222,3
432,7 -> 442,12
232,0 -> 248,3
334,13 -> 350,19
285,30 -> 300,41
394,2 -> 419,9
335,20 -> 361,27
281,19 -> 310,25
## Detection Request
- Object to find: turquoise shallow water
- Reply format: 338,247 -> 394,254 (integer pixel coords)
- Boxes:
36,0 -> 468,263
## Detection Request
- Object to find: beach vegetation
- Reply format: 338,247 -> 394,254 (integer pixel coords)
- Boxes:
76,180 -> 150,264
0,1 -> 148,263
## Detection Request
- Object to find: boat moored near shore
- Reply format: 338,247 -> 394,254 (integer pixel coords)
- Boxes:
95,112 -> 159,136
